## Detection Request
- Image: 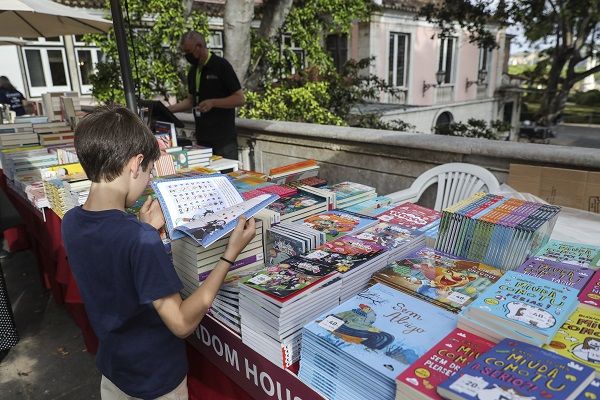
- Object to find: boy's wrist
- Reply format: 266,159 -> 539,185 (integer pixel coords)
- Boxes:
223,249 -> 238,263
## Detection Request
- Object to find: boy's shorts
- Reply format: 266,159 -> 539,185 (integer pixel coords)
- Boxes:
100,375 -> 188,400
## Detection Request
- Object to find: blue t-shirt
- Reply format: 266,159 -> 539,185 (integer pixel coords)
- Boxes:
62,207 -> 187,399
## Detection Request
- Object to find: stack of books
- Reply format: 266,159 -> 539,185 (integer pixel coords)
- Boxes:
301,236 -> 389,302
264,221 -> 325,266
516,257 -> 594,291
327,181 -> 376,209
352,221 -> 425,262
544,305 -> 600,376
43,178 -> 91,217
435,193 -> 561,270
184,145 -> 212,168
33,122 -> 74,146
268,159 -> 319,185
239,256 -> 342,368
372,247 -> 503,314
0,146 -> 43,169
533,239 -> 600,269
458,271 -> 579,345
242,184 -> 297,200
3,150 -> 57,181
299,283 -> 456,400
438,338 -> 595,400
258,188 -> 331,226
300,210 -> 377,242
376,202 -> 441,232
47,146 -> 78,164
395,328 -> 495,400
342,195 -> 395,217
0,122 -> 38,147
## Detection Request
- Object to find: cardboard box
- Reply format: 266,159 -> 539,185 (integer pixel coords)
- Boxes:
508,164 -> 600,213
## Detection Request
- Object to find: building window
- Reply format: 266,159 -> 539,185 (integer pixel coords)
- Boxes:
478,47 -> 492,76
326,34 -> 348,72
434,111 -> 454,134
23,37 -> 63,45
281,34 -> 305,76
76,49 -> 104,94
22,47 -> 71,97
388,32 -> 410,87
207,30 -> 224,57
438,37 -> 456,84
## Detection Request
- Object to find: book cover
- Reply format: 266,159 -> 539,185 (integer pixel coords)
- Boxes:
352,222 -> 421,250
579,272 -> 600,309
265,229 -> 305,266
302,210 -> 376,241
535,240 -> 600,269
517,258 -> 594,291
327,181 -> 375,199
151,174 -> 277,246
241,256 -> 338,300
302,236 -> 385,273
574,379 -> 600,400
374,247 -> 503,312
304,283 -> 456,379
342,195 -> 394,217
466,271 -> 579,341
397,328 -> 495,399
545,305 -> 600,374
439,338 -> 594,400
377,202 -> 441,231
267,191 -> 323,215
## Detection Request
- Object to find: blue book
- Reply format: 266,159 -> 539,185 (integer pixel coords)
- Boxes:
438,338 -> 595,400
303,283 -> 456,380
575,379 -> 600,400
151,174 -> 278,246
463,271 -> 579,346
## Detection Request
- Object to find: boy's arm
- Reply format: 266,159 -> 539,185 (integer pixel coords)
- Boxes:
152,217 -> 255,339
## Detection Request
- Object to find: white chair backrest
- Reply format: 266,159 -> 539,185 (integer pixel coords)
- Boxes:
410,163 -> 500,211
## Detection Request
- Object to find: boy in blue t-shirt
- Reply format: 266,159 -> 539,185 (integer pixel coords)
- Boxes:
61,106 -> 256,399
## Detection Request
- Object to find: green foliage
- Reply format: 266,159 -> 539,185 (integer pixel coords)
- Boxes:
85,0 -> 209,105
570,90 -> 600,106
435,118 -> 509,140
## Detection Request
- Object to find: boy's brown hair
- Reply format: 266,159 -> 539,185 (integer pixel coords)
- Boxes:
74,106 -> 160,183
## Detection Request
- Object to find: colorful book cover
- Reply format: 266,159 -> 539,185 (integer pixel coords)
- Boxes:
516,258 -> 594,291
579,271 -> 600,309
374,247 -> 503,312
265,229 -> 305,266
327,181 -> 375,199
302,210 -> 376,241
302,236 -> 385,273
377,202 -> 441,231
267,192 -> 323,215
353,222 -> 421,250
466,271 -> 579,341
169,150 -> 189,170
304,283 -> 456,379
535,239 -> 600,269
575,379 -> 600,400
545,305 -> 600,374
396,328 -> 495,400
241,256 -> 338,300
342,195 -> 395,217
439,338 -> 594,400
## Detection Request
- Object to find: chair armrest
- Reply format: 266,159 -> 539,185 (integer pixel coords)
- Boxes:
386,188 -> 420,205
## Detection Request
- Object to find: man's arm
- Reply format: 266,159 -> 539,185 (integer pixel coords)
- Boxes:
152,217 -> 255,338
168,94 -> 194,113
196,89 -> 245,113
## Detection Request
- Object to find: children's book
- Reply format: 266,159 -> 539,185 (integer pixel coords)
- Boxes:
373,247 -> 503,313
151,174 -> 278,247
265,229 -> 305,266
327,181 -> 375,200
342,195 -> 395,217
516,258 -> 593,291
154,120 -> 177,147
302,236 -> 385,273
304,283 -> 457,379
545,305 -> 600,375
267,191 -> 322,215
438,338 -> 595,400
376,202 -> 441,231
302,210 -> 377,241
579,271 -> 600,309
353,222 -> 421,250
241,256 -> 338,300
575,379 -> 600,400
463,271 -> 579,345
396,328 -> 495,400
534,240 -> 600,269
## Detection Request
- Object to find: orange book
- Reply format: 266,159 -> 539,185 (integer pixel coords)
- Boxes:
269,159 -> 317,176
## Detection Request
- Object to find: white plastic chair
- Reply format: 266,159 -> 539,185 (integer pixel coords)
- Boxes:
387,163 -> 500,211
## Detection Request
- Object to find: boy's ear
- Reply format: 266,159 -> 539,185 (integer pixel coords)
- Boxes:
129,154 -> 145,178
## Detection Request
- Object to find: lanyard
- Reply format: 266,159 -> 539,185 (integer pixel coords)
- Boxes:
195,51 -> 212,99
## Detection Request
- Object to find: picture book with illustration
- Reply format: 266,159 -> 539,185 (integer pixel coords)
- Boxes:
151,174 -> 278,247
302,236 -> 385,273
545,305 -> 600,375
396,328 -> 495,400
438,338 -> 595,400
353,222 -> 421,250
534,240 -> 600,269
579,271 -> 600,309
377,202 -> 441,231
265,229 -> 305,266
516,258 -> 593,291
302,210 -> 377,241
373,247 -> 503,313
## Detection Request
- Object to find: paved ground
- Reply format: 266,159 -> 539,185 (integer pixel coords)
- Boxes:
548,123 -> 600,148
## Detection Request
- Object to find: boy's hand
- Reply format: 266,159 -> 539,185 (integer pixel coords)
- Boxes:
224,216 -> 256,261
139,196 -> 165,230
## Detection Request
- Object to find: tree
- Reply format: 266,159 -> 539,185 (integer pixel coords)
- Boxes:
420,0 -> 600,126
86,0 -> 209,104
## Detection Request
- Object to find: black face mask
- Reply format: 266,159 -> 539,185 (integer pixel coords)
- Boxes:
185,52 -> 198,65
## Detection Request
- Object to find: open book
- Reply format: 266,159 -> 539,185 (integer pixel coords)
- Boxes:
152,174 -> 278,247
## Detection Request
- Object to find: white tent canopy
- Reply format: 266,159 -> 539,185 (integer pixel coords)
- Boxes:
0,0 -> 111,37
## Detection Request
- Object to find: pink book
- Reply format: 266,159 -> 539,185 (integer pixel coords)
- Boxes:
259,185 -> 297,197
396,328 -> 494,400
579,270 -> 600,308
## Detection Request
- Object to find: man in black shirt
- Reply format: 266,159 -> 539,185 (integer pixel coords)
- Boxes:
168,31 -> 245,160
0,76 -> 26,116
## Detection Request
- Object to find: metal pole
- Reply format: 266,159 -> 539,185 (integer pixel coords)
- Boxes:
109,0 -> 137,113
